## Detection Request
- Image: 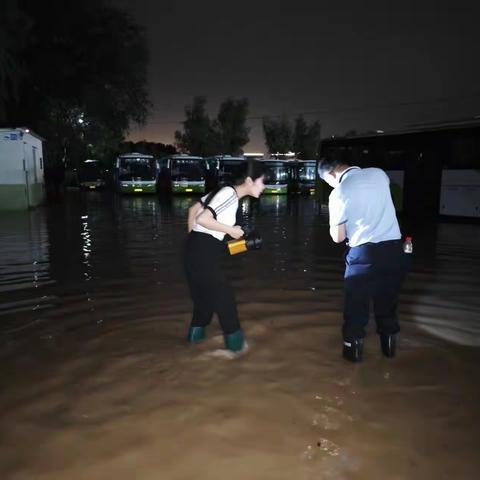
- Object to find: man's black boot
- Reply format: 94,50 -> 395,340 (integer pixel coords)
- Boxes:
380,334 -> 396,358
343,339 -> 363,362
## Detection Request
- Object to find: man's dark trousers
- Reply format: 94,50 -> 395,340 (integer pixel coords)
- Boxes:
343,240 -> 408,341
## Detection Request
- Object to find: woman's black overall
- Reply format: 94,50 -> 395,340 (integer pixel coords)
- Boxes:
184,231 -> 240,335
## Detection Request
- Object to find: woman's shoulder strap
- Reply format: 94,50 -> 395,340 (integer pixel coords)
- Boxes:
202,187 -> 221,208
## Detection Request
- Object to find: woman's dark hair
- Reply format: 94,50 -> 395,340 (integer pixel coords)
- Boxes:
202,160 -> 266,208
233,159 -> 265,185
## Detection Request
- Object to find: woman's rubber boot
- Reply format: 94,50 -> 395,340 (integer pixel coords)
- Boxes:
187,326 -> 206,343
380,334 -> 396,358
343,339 -> 363,362
224,329 -> 246,353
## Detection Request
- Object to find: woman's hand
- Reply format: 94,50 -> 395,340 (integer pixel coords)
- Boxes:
229,225 -> 244,239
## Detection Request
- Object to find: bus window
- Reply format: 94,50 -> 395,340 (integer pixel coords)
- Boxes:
218,160 -> 247,185
263,161 -> 290,194
116,154 -> 157,194
168,157 -> 206,194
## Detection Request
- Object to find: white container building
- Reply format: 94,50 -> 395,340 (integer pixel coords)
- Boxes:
0,128 -> 45,210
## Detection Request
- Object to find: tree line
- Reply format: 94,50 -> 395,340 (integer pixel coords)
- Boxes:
175,96 -> 321,159
1,0 -> 151,171
1,1 -> 321,172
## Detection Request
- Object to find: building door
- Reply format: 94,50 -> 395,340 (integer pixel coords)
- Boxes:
22,141 -> 31,207
32,146 -> 38,183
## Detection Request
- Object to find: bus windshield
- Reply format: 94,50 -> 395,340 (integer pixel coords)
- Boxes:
119,158 -> 156,180
298,164 -> 315,181
171,160 -> 204,181
264,163 -> 289,184
79,163 -> 102,181
219,161 -> 247,182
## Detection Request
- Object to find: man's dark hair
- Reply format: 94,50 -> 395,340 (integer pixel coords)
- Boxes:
317,156 -> 350,180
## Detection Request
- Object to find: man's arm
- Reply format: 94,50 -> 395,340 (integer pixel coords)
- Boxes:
329,223 -> 347,243
328,189 -> 347,243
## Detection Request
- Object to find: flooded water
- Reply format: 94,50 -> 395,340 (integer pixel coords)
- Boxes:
1,192 -> 479,479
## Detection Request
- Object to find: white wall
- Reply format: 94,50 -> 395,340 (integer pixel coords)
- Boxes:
0,130 -> 44,185
0,130 -> 24,184
23,132 -> 44,185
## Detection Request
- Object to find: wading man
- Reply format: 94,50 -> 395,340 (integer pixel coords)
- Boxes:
318,157 -> 409,362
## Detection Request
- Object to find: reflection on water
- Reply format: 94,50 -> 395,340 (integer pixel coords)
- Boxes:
2,192 -> 479,345
0,192 -> 479,479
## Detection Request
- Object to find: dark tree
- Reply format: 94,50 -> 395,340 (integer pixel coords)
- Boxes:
119,141 -> 176,158
293,116 -> 308,157
262,117 -> 293,154
293,116 -> 321,159
216,97 -> 250,155
2,0 -> 151,171
175,96 -> 215,156
0,0 -> 31,122
302,120 -> 321,159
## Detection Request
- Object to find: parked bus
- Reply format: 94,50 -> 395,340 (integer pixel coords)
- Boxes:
261,159 -> 292,194
204,155 -> 247,189
79,159 -> 106,190
115,153 -> 158,194
291,159 -> 316,195
320,119 -> 480,218
160,155 -> 206,194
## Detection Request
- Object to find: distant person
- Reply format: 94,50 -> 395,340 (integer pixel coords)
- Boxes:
317,157 -> 410,362
184,161 -> 265,356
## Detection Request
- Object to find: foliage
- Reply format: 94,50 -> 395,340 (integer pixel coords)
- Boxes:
175,96 -> 217,156
296,117 -> 321,159
0,0 -> 31,122
263,115 -> 321,159
262,117 -> 293,154
175,96 -> 250,156
120,141 -> 177,158
1,0 -> 151,169
216,97 -> 250,155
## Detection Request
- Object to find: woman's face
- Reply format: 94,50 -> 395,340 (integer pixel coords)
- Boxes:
249,175 -> 265,198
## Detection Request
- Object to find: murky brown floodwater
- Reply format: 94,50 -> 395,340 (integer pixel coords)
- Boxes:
1,192 -> 479,479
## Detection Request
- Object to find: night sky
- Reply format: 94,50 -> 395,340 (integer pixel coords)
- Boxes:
112,0 -> 480,152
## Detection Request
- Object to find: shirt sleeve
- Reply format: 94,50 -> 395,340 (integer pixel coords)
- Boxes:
328,189 -> 348,226
207,187 -> 237,219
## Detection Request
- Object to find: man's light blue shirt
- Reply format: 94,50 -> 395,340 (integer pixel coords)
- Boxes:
328,167 -> 401,247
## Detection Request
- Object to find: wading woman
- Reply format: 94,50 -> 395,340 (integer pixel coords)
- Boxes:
184,161 -> 265,355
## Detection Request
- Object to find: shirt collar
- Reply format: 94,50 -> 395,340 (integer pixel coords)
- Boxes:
338,166 -> 360,184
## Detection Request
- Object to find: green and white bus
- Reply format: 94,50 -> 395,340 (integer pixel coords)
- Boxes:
261,159 -> 292,194
115,153 -> 158,194
204,155 -> 247,189
162,155 -> 206,194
